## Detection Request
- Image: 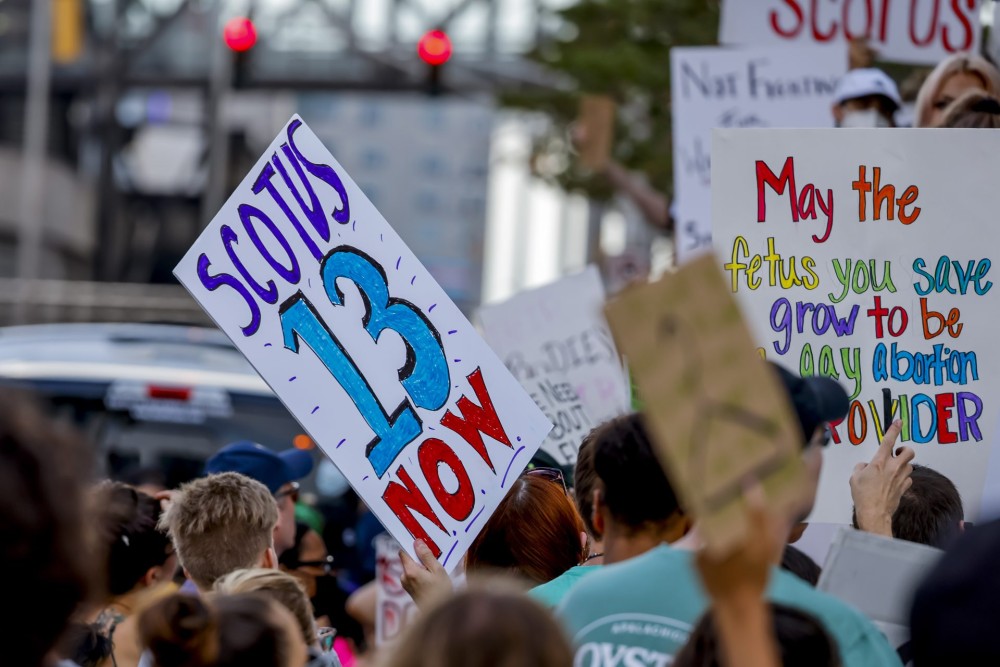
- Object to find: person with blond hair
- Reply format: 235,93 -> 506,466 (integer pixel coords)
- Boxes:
914,53 -> 1000,127
939,89 -> 1000,129
159,472 -> 279,593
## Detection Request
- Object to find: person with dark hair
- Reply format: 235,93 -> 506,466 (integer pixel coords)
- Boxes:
557,365 -> 903,667
380,582 -> 574,667
674,604 -> 841,667
909,518 -> 1000,666
138,593 -> 307,667
780,546 -> 822,587
852,464 -> 964,549
74,483 -> 178,667
0,392 -> 94,667
529,436 -> 605,606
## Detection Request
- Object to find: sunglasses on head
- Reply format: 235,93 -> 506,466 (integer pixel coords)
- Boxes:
524,466 -> 568,495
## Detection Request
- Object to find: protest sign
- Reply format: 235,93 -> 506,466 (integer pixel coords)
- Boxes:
671,45 -> 846,263
719,0 -> 981,66
375,534 -> 417,646
712,128 -> 999,523
605,254 -> 808,554
174,116 -> 552,570
819,527 -> 941,651
576,95 -> 616,172
478,266 -> 630,465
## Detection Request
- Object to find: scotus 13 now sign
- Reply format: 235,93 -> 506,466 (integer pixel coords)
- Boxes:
175,116 -> 551,570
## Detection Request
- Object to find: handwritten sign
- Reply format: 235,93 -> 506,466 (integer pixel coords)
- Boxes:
671,45 -> 846,263
712,128 -> 999,523
374,534 -> 417,646
174,116 -> 551,570
478,267 -> 630,465
605,254 -> 808,554
719,0 -> 981,66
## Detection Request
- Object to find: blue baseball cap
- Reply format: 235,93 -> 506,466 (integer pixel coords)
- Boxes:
204,441 -> 315,494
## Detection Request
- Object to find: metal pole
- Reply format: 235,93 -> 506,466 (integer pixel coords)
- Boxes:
201,1 -> 235,227
16,0 -> 53,323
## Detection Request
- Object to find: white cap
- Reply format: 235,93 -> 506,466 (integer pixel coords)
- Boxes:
833,68 -> 902,109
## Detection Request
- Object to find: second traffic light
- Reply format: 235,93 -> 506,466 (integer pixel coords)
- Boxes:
418,29 -> 452,95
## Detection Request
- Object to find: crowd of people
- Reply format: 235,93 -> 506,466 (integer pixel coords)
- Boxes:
9,46 -> 1000,667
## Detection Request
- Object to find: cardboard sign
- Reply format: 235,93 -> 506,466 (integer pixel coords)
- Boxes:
604,254 -> 808,553
478,267 -> 630,465
374,534 -> 417,646
671,45 -> 846,263
819,527 -> 942,651
174,116 -> 551,570
712,128 -> 999,523
577,95 -> 616,172
719,0 -> 981,66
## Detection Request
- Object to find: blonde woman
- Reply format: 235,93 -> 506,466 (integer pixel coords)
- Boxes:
915,54 -> 1000,127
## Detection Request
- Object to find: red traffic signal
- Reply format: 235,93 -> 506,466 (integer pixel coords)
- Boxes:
223,17 -> 257,53
418,30 -> 452,67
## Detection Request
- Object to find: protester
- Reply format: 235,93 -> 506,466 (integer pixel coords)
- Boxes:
204,441 -> 314,556
0,392 -> 94,667
849,420 -> 914,539
529,436 -> 605,606
557,367 -> 903,667
939,90 -> 1000,129
831,68 -> 901,127
139,593 -> 308,667
853,463 -> 963,549
159,472 -> 279,592
378,582 -> 574,667
779,546 -> 822,587
914,53 -> 1000,127
72,483 -> 178,667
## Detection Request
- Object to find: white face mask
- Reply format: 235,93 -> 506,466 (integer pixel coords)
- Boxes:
840,108 -> 892,128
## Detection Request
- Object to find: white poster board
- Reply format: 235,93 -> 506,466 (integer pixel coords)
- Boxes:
175,116 -> 552,570
375,534 -> 417,646
719,0 -> 981,66
712,128 -> 999,522
819,527 -> 941,652
672,45 -> 846,263
478,267 -> 630,465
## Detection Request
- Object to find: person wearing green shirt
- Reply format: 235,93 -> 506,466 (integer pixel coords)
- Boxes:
556,365 -> 905,667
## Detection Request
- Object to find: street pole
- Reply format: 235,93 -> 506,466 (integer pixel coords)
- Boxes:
15,0 -> 54,323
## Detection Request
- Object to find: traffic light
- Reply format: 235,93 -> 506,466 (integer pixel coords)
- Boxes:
52,0 -> 84,64
418,29 -> 452,95
223,17 -> 257,53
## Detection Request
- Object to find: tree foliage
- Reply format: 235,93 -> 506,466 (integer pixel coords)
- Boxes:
504,0 -> 721,200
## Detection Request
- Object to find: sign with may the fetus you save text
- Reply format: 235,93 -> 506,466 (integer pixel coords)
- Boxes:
175,116 -> 552,570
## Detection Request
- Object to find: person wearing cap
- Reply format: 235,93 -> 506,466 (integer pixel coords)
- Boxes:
205,441 -> 315,557
832,68 -> 901,128
555,364 -> 903,667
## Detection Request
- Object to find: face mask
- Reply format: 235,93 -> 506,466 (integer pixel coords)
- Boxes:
839,108 -> 892,128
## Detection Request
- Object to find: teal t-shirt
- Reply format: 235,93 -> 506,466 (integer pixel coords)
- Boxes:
557,545 -> 902,667
529,565 -> 600,607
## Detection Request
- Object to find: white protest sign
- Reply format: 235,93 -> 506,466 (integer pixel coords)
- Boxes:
819,527 -> 941,651
477,267 -> 630,465
175,116 -> 551,570
712,128 -> 998,523
719,0 -> 981,66
374,534 -> 417,646
672,45 -> 846,263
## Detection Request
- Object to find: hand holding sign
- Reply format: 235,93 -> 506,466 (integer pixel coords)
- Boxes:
850,420 -> 915,537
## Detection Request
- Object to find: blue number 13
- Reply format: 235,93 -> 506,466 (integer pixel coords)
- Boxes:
279,247 -> 449,478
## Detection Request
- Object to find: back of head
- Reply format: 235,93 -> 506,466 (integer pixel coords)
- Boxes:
381,582 -> 573,667
592,413 -> 681,530
139,593 -> 297,667
97,482 -> 173,596
573,435 -> 601,538
215,568 -> 317,647
674,604 -> 841,667
911,520 -> 1000,666
940,89 -> 1000,129
851,464 -> 963,549
780,545 -> 821,587
466,474 -> 586,585
0,392 -> 93,667
160,472 -> 278,590
916,53 -> 1000,127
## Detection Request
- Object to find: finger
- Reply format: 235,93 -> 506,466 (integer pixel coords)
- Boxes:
853,462 -> 867,474
399,549 -> 422,578
414,540 -> 445,573
873,420 -> 902,463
